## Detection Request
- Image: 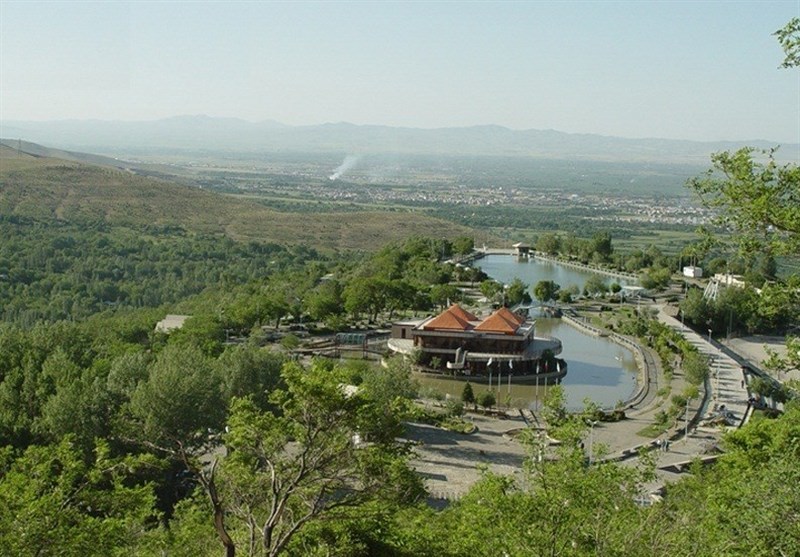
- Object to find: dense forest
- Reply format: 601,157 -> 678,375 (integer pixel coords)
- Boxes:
0,308 -> 798,556
0,207 -> 798,555
0,217 -> 317,324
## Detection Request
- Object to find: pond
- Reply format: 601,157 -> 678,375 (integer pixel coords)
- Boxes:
475,254 -> 636,293
416,255 -> 640,411
416,318 -> 638,411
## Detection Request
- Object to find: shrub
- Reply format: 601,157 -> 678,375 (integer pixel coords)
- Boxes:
445,398 -> 465,417
478,391 -> 496,411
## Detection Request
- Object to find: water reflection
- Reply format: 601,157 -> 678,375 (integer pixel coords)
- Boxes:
476,254 -> 635,291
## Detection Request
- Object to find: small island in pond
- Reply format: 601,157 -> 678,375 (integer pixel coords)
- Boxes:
388,304 -> 566,383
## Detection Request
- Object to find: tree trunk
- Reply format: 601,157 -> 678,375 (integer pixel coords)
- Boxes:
190,456 -> 236,557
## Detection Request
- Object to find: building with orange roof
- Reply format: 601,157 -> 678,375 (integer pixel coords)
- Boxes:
389,304 -> 565,381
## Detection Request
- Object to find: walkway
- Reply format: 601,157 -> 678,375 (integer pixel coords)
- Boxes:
591,306 -> 752,492
407,304 -> 757,499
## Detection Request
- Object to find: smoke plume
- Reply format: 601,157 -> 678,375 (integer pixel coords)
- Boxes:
328,155 -> 360,181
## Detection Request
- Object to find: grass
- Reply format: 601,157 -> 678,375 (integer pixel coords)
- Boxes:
637,424 -> 671,438
0,154 -> 488,252
440,417 -> 477,434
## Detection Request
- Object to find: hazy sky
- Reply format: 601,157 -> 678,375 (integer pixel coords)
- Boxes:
1,1 -> 798,143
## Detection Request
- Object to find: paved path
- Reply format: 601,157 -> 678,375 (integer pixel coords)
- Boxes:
405,412 -> 528,500
408,306 -> 756,499
723,335 -> 797,383
592,306 -> 752,491
656,308 -> 751,427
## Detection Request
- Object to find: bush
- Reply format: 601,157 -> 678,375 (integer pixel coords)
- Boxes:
280,333 -> 301,350
445,399 -> 465,417
478,391 -> 496,411
684,351 -> 710,385
418,386 -> 445,401
441,417 -> 476,434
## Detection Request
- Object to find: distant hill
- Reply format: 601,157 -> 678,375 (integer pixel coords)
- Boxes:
0,141 -> 485,251
3,115 -> 798,164
0,138 -> 145,169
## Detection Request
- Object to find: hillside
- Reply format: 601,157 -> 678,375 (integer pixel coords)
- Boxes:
0,145 -> 485,251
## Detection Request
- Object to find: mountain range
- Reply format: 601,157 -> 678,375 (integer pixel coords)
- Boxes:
3,115 -> 798,164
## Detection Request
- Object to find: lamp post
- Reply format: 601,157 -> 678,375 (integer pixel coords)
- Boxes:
685,397 -> 692,441
708,328 -> 712,345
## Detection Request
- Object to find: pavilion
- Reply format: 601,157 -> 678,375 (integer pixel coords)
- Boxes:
388,304 -> 565,381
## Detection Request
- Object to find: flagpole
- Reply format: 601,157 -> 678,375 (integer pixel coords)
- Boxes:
498,369 -> 501,399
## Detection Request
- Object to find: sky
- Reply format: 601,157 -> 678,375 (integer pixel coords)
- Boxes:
1,0 -> 799,143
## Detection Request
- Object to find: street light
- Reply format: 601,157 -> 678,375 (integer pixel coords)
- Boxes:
708,328 -> 712,345
684,397 -> 692,441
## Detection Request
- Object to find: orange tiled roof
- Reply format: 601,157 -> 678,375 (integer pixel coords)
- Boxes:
474,307 -> 523,334
447,303 -> 478,322
422,306 -> 474,331
498,306 -> 525,325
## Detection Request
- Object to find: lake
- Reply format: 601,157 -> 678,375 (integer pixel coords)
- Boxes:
475,253 -> 636,292
416,254 -> 640,411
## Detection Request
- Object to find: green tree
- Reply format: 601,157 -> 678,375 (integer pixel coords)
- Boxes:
0,438 -> 159,557
358,357 -> 418,443
304,280 -> 344,322
688,148 -> 800,256
533,280 -> 561,304
343,277 -> 390,322
451,236 -> 475,256
679,288 -> 712,327
535,233 -> 561,255
590,231 -> 614,261
415,433 -> 652,557
36,366 -> 116,453
775,17 -> 800,68
479,279 -> 503,301
216,361 -> 423,557
654,404 -> 800,555
169,313 -> 226,357
542,384 -> 567,427
217,344 -> 285,410
505,278 -> 531,306
106,350 -> 150,400
764,336 -> 800,381
640,267 -> 672,291
128,344 -> 225,453
683,351 -> 710,386
461,381 -> 476,410
583,275 -> 608,297
261,290 -> 292,330
429,283 -> 461,310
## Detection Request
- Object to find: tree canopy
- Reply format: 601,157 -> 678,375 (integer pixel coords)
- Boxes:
688,148 -> 800,256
